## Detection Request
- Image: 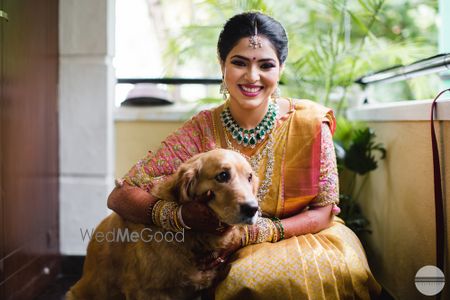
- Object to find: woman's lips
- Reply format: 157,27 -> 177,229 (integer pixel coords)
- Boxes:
238,84 -> 263,97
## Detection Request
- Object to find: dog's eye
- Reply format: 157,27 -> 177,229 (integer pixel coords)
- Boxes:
248,173 -> 253,182
215,171 -> 230,183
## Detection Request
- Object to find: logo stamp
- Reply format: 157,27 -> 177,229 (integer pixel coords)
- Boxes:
415,265 -> 445,296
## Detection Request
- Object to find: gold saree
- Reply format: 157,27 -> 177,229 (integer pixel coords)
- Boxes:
212,100 -> 381,299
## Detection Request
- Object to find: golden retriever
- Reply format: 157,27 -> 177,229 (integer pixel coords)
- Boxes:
66,149 -> 259,300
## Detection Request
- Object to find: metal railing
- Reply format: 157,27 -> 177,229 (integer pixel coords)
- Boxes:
117,78 -> 221,85
355,53 -> 450,85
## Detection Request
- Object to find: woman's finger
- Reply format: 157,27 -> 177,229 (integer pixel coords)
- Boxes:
332,204 -> 341,215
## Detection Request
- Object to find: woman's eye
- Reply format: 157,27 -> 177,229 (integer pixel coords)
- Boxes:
261,63 -> 275,69
248,173 -> 253,182
231,60 -> 246,67
215,171 -> 231,183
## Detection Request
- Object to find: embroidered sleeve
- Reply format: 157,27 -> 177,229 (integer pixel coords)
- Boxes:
310,123 -> 339,207
121,110 -> 216,193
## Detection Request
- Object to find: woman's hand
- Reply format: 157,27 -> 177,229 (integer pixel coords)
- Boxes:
197,227 -> 244,271
181,201 -> 230,234
332,203 -> 341,215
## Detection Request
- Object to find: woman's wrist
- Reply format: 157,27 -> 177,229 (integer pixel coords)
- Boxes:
271,217 -> 285,241
241,217 -> 285,247
150,200 -> 191,231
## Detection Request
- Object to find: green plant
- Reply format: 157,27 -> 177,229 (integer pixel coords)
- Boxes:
335,125 -> 386,236
344,128 -> 386,175
162,0 -> 438,113
339,194 -> 371,234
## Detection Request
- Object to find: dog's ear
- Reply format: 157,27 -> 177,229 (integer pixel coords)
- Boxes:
175,158 -> 201,204
178,167 -> 198,203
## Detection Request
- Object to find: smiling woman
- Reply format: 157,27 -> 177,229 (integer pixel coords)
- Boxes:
222,36 -> 282,126
106,11 -> 382,299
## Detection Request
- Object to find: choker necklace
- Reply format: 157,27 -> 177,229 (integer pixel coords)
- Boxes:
220,102 -> 278,148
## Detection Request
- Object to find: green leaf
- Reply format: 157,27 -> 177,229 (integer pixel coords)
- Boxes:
338,194 -> 372,235
343,128 -> 386,175
348,10 -> 370,35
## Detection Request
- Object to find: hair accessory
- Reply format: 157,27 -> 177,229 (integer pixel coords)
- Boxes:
249,22 -> 262,49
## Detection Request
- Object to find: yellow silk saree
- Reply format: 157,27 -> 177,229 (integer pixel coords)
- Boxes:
124,99 -> 381,299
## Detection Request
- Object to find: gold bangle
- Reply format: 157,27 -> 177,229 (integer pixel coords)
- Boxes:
151,200 -> 164,227
241,226 -> 249,247
255,218 -> 274,244
271,217 -> 285,241
171,207 -> 181,231
249,225 -> 257,244
240,227 -> 245,247
159,201 -> 179,231
177,205 -> 191,230
146,200 -> 157,223
272,224 -> 279,242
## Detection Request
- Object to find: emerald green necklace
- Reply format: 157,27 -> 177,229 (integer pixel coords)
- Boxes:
221,102 -> 278,148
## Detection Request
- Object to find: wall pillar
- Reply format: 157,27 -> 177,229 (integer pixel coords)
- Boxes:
59,0 -> 115,255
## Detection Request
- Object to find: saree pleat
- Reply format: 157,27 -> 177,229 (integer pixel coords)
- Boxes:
215,218 -> 379,299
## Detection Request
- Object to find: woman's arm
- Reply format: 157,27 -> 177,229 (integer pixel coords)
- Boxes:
281,204 -> 333,239
108,181 -> 224,233
108,111 -> 217,225
280,122 -> 338,238
107,182 -> 157,224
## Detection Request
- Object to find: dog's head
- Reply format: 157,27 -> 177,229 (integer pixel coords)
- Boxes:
162,149 -> 259,225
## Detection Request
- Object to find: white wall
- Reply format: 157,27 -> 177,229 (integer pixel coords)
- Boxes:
347,99 -> 449,300
59,0 -> 115,255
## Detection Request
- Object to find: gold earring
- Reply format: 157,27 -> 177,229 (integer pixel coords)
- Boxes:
220,80 -> 229,100
271,84 -> 281,100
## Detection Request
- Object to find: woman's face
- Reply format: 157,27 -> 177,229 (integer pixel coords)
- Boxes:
221,36 -> 283,111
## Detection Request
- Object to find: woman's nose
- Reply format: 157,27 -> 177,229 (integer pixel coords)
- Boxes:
245,66 -> 260,82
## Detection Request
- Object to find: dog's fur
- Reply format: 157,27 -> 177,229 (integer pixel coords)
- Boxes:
66,149 -> 259,300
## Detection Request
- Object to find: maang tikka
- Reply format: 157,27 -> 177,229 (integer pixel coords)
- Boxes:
249,22 -> 262,49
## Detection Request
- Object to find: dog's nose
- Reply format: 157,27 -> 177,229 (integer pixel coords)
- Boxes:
240,203 -> 258,217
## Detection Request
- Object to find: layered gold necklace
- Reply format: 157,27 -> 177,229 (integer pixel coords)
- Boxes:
221,101 -> 279,214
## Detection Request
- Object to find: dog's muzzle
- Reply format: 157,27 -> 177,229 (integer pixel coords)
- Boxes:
240,203 -> 259,218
